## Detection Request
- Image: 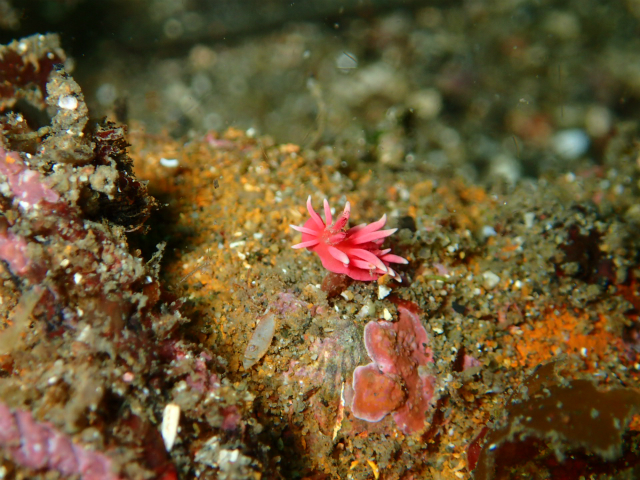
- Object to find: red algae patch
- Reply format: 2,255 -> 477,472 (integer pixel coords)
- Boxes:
352,364 -> 406,422
352,303 -> 436,434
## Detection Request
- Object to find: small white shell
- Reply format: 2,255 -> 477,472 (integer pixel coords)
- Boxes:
58,95 -> 78,110
243,312 -> 276,369
161,403 -> 181,451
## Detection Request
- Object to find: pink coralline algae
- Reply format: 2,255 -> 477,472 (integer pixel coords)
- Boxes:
0,145 -> 60,207
0,227 -> 32,277
351,303 -> 436,435
0,145 -> 60,281
291,196 -> 408,281
0,402 -> 119,480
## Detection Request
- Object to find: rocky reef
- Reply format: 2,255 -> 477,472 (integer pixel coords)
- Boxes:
2,7 -> 640,479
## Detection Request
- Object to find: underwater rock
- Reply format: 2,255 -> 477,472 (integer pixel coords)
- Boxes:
0,33 -> 223,479
0,33 -> 66,111
194,435 -> 258,480
468,363 -> 640,480
0,33 -> 157,229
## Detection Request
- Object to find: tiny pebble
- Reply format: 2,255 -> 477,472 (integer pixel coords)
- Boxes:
482,271 -> 500,289
336,51 -> 358,71
523,212 -> 535,228
58,95 -> 78,110
378,285 -> 392,299
340,290 -> 354,301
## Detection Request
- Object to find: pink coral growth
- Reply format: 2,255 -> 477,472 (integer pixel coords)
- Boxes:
351,302 -> 436,435
0,143 -> 60,283
0,144 -> 60,207
291,196 -> 408,281
0,228 -> 33,277
0,402 -> 120,480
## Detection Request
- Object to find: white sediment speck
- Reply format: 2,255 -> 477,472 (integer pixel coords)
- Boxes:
96,83 -> 117,106
552,128 -> 590,160
481,225 -> 497,238
160,158 -> 180,168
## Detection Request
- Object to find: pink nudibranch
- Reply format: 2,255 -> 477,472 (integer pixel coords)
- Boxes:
291,196 -> 408,281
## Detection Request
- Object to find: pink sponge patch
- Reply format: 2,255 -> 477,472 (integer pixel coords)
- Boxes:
351,302 -> 436,435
